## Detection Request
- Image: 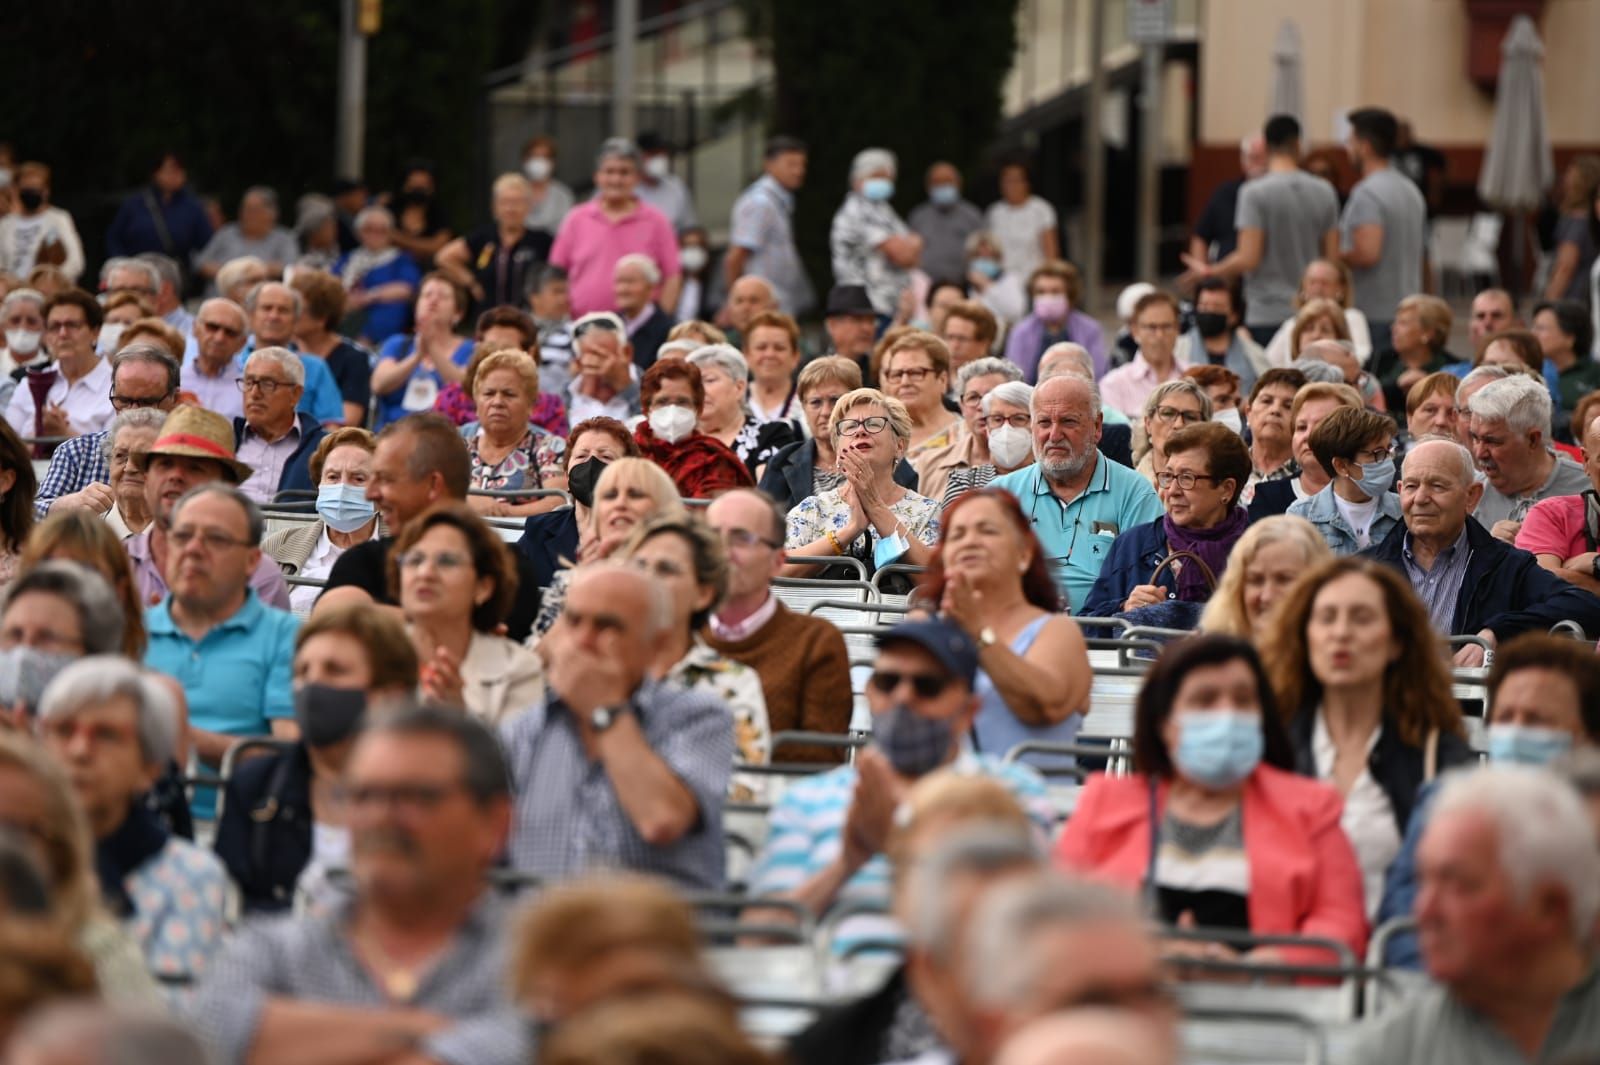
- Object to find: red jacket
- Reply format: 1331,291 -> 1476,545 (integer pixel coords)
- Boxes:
1054,765 -> 1368,966
633,425 -> 753,500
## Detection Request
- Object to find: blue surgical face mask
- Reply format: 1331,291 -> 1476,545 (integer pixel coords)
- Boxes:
316,482 -> 377,534
929,184 -> 959,206
1353,456 -> 1395,501
971,257 -> 1002,280
1172,709 -> 1263,790
1487,724 -> 1574,767
862,177 -> 895,203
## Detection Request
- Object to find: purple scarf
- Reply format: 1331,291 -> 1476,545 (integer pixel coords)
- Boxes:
1162,506 -> 1250,602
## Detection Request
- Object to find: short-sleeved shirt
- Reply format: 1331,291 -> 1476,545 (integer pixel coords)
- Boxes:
784,487 -> 940,571
909,199 -> 984,281
1475,453 -> 1591,527
548,198 -> 682,318
1553,213 -> 1599,303
1340,167 -> 1427,319
197,224 -> 299,283
830,193 -> 913,317
984,196 -> 1058,281
1235,170 -> 1340,327
728,175 -> 814,316
334,252 -> 420,346
990,458 -> 1165,614
460,226 -> 552,316
637,173 -> 699,233
321,338 -> 374,413
293,349 -> 346,426
372,334 -> 475,429
1515,493 -> 1591,561
144,590 -> 299,739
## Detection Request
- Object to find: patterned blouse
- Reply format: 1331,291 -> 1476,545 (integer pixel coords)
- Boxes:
942,463 -> 999,509
464,425 -> 566,495
127,836 -> 232,983
666,638 -> 772,801
785,486 -> 940,571
729,415 -> 798,476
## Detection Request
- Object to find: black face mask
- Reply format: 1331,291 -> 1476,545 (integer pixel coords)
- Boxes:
17,189 -> 43,212
566,457 -> 609,508
1194,312 -> 1231,339
293,685 -> 367,748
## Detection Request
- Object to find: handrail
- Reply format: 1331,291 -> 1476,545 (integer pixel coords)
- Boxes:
870,563 -> 926,595
1157,923 -> 1358,968
805,599 -> 914,619
469,487 -> 572,505
1000,740 -> 1107,766
1121,625 -> 1196,643
781,554 -> 868,582
284,574 -> 328,588
773,575 -> 874,600
770,731 -> 869,753
1179,1007 -> 1325,1065
1549,620 -> 1589,641
214,736 -> 294,823
1074,616 -> 1134,635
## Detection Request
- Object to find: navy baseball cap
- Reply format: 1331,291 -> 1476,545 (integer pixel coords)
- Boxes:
875,618 -> 979,688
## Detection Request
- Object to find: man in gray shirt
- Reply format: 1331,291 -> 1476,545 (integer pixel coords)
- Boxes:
1348,764 -> 1600,1065
909,161 -> 984,281
1467,375 -> 1590,540
196,186 -> 299,294
1181,115 -> 1338,344
1339,108 -> 1426,349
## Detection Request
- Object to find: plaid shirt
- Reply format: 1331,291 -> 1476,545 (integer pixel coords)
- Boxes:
182,892 -> 529,1065
500,679 -> 733,890
34,428 -> 109,518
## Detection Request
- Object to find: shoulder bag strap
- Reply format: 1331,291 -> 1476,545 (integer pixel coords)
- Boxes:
1149,549 -> 1219,593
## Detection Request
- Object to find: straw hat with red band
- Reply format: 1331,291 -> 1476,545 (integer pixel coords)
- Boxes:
130,406 -> 255,484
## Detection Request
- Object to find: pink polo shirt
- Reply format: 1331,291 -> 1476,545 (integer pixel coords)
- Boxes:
1098,352 -> 1189,420
1515,494 -> 1589,562
549,198 -> 682,317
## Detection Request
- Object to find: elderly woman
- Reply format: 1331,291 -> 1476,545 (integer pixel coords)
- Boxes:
1083,423 -> 1252,623
687,344 -> 796,477
784,388 -> 939,578
1262,558 -> 1474,915
100,409 -> 164,540
370,272 -> 474,430
882,331 -> 963,467
1286,298 -> 1351,362
1134,379 -> 1211,489
462,349 -> 566,518
830,147 -> 921,324
1288,407 -> 1401,556
1056,636 -> 1368,966
633,359 -> 752,499
262,427 -> 381,614
391,503 -> 544,725
516,417 -> 638,592
742,311 -> 806,425
1241,368 -> 1305,503
1265,258 -> 1373,367
1370,295 -> 1460,412
435,173 -> 550,317
520,135 -> 576,233
37,656 -> 229,983
437,310 -> 569,436
917,356 -> 1023,504
1401,371 -> 1459,448
1199,515 -> 1332,642
1247,382 -> 1365,519
613,253 -> 675,367
942,380 -> 1034,509
98,292 -> 153,355
1002,260 -> 1108,382
215,602 -> 419,913
335,205 -> 420,349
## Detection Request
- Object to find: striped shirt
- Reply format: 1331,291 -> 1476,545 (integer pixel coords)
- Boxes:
1401,528 -> 1471,634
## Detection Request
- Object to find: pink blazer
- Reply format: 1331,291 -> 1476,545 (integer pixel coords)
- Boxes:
1054,765 -> 1368,966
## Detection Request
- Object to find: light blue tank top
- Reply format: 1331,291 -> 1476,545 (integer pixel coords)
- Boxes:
970,614 -> 1081,768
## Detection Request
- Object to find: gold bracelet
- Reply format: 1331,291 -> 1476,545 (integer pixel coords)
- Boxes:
824,529 -> 844,554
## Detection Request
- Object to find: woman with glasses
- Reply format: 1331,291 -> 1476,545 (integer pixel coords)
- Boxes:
1082,423 -> 1252,624
632,359 -> 752,500
941,379 -> 1034,509
784,388 -> 938,579
390,502 -> 543,725
880,331 -> 962,465
1134,379 -> 1212,489
918,357 -> 1023,506
1287,407 -> 1401,556
687,344 -> 796,479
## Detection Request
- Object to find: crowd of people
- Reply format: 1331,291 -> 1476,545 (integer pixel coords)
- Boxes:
0,104 -> 1599,1065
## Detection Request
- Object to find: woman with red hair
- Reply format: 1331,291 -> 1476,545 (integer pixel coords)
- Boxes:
918,489 -> 1091,767
632,359 -> 753,499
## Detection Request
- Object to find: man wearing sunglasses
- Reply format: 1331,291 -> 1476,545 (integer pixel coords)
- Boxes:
179,297 -> 251,418
748,617 -> 1051,947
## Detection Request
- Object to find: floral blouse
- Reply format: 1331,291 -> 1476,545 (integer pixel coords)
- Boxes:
464,425 -> 566,494
785,486 -> 940,572
436,383 -> 570,439
667,638 -> 772,801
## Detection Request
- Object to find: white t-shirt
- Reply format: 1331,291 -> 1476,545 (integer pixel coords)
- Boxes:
1332,491 -> 1381,549
985,196 -> 1057,280
1312,711 -> 1399,918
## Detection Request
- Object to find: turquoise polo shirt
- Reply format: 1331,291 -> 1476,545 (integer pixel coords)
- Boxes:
991,457 -> 1163,614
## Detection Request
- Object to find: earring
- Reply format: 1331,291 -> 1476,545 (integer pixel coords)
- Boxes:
1018,561 -> 1029,573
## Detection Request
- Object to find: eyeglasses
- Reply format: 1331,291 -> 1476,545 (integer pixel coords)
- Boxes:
397,550 -> 471,571
1151,406 -> 1204,425
868,670 -> 954,699
630,557 -> 688,580
339,781 -> 465,813
719,527 -> 781,551
198,319 -> 244,339
1355,444 -> 1396,464
959,391 -> 988,408
238,376 -> 293,395
169,527 -> 253,551
1155,471 -> 1220,490
44,320 -> 88,334
110,391 -> 172,411
984,413 -> 1031,431
883,366 -> 935,384
835,416 -> 890,437
1136,321 -> 1179,335
110,446 -> 146,466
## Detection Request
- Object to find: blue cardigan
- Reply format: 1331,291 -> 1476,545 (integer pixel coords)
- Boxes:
1080,517 -> 1173,616
233,413 -> 327,499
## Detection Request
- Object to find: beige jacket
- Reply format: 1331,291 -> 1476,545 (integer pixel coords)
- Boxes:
460,632 -> 546,726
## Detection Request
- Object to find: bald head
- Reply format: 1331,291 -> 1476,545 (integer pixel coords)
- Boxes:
1031,372 -> 1099,416
1037,343 -> 1094,383
727,275 -> 777,331
1404,437 -> 1476,487
996,1010 -> 1175,1065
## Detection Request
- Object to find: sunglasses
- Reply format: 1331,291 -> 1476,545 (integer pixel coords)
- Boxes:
868,669 -> 953,699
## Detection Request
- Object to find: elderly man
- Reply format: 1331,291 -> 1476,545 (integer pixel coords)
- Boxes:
37,655 -> 230,981
831,147 -> 922,322
195,186 -> 298,286
704,489 -> 852,762
179,297 -> 251,418
914,357 -> 1024,503
749,618 -> 1051,942
184,706 -> 530,1065
244,280 -> 345,428
1468,374 -> 1588,542
1100,291 -> 1189,421
1469,288 -> 1519,348
550,138 -> 681,318
991,375 -> 1162,612
34,344 -> 182,517
613,253 -> 676,367
5,288 -> 113,441
1365,437 -> 1600,664
100,256 -> 162,304
910,162 -> 985,282
726,135 -> 813,317
822,284 -> 878,375
721,274 -> 778,348
502,564 -> 732,889
233,346 -> 328,504
1517,413 -> 1600,591
1352,765 -> 1600,1063
565,311 -> 640,423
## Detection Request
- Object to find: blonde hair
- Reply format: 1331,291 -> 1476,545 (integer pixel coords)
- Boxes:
797,356 -> 862,398
827,387 -> 912,444
0,735 -> 100,934
1198,515 -> 1332,637
886,771 -> 1032,877
540,991 -> 768,1065
590,458 -> 688,539
119,317 -> 185,358
666,319 -> 729,346
1398,294 -> 1453,349
472,349 -> 540,402
1288,298 -> 1351,358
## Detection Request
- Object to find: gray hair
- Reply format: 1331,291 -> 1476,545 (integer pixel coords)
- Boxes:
1293,359 -> 1345,385
1142,378 -> 1213,421
172,483 -> 265,546
214,257 -> 268,296
1460,364 -> 1513,395
656,338 -> 701,361
687,343 -> 750,384
135,253 -> 182,292
569,562 -> 674,636
362,703 -> 511,804
982,380 -> 1034,416
101,407 -> 169,466
99,257 -> 161,294
963,229 -> 1001,259
38,657 -> 180,767
111,342 -> 181,396
614,252 -> 661,287
294,193 -> 336,238
246,345 -> 306,388
850,147 -> 897,184
1431,765 -> 1600,941
1032,372 -> 1102,419
244,280 -> 303,319
1404,435 -> 1477,487
241,185 -> 278,212
964,873 -> 1144,1008
1037,342 -> 1095,383
1468,374 -> 1551,439
596,137 -> 642,169
197,296 -> 249,333
1,287 -> 45,318
353,205 -> 394,231
0,562 -> 125,657
955,357 -> 1022,396
906,823 -> 1042,962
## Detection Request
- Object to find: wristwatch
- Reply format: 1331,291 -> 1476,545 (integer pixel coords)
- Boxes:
977,626 -> 998,649
589,704 -> 629,732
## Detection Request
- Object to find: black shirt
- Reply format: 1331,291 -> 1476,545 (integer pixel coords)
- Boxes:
323,338 -> 373,412
462,226 -> 552,317
1194,177 -> 1245,260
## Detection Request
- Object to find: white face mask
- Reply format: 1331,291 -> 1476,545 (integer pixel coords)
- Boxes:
96,322 -> 126,357
679,246 -> 708,273
644,155 -> 671,180
524,157 -> 553,183
648,404 -> 697,444
987,423 -> 1034,470
5,329 -> 41,357
1213,407 -> 1243,435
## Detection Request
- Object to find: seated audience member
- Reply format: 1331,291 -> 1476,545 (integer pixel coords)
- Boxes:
516,417 -> 638,591
1288,406 -> 1401,555
1175,277 -> 1266,393
262,427 -> 381,615
393,503 -> 544,725
37,657 -> 228,982
1516,413 -> 1600,590
243,282 -> 345,429
185,706 -> 530,1065
940,299 -> 1000,374
1263,557 -> 1474,912
748,618 -> 1051,940
124,407 -> 291,609
0,420 -> 34,584
334,204 -> 420,351
215,602 -> 418,913
917,357 -> 1023,504
503,564 -> 732,889
632,359 -> 752,499
1248,382 -> 1363,520
1263,259 -> 1373,366
1082,423 -> 1251,623
540,991 -> 768,1065
1365,438 -> 1600,664
5,288 -> 113,442
100,408 -> 164,539
1058,635 -> 1368,961
1002,260 -> 1107,382
1397,370 -> 1459,460
1468,374 -> 1588,542
1240,369 -> 1303,498
289,269 -> 373,427
1534,299 -> 1600,421
1379,633 -> 1600,968
612,253 -> 676,367
1452,363 -> 1516,447
1132,379 -> 1211,488
20,515 -> 152,663
704,489 -> 852,762
1183,363 -> 1243,432
882,331 -> 964,469
1198,515 -> 1331,642
566,312 -> 641,424
1349,766 -> 1600,1064
1034,343 -> 1135,468
1369,295 -> 1460,412
234,346 -> 328,505
1100,291 -> 1188,421
919,490 -> 1090,765
317,413 -> 544,642
369,273 -> 474,431
0,562 -> 126,724
741,310 -> 807,425
460,348 -> 566,518
721,274 -> 778,350
687,343 -> 796,478
178,298 -> 250,422
995,1011 -> 1177,1065
943,381 -> 1035,507
434,308 -> 568,438
0,733 -> 158,1000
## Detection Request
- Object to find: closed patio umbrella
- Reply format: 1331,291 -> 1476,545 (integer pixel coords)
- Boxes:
1267,19 -> 1304,128
1477,14 -> 1554,295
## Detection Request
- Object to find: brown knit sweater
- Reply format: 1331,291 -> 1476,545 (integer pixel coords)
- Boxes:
705,600 -> 853,763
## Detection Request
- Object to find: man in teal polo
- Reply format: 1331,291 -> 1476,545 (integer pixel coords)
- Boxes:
990,375 -> 1162,613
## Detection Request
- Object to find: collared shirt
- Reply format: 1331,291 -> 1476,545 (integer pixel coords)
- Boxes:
1475,452 -> 1591,527
549,198 -> 682,318
709,593 -> 780,643
144,588 -> 299,740
990,458 -> 1165,615
241,341 -> 345,426
236,421 -> 301,503
500,679 -> 733,890
33,428 -> 110,518
729,174 -> 814,315
4,356 -> 114,440
1401,527 -> 1472,633
181,351 -> 246,419
636,172 -> 699,233
181,891 -> 529,1065
1098,351 -> 1189,421
829,192 -> 913,316
289,527 -> 343,616
127,529 -> 293,611
565,375 -> 641,424
666,638 -> 771,774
